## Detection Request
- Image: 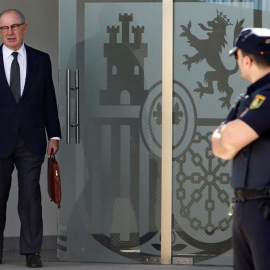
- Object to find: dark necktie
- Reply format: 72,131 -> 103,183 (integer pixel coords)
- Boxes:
10,52 -> 21,103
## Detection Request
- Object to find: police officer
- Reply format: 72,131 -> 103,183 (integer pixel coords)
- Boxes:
212,28 -> 270,270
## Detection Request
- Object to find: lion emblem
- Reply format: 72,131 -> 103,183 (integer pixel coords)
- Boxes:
180,10 -> 244,109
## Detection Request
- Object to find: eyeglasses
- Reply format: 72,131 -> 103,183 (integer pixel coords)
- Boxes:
0,23 -> 25,33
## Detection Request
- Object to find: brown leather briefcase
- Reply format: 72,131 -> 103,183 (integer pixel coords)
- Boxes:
48,155 -> 61,208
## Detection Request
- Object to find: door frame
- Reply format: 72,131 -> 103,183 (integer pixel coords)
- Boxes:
161,0 -> 173,264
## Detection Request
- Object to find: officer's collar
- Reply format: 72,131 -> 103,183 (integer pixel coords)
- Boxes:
247,72 -> 270,95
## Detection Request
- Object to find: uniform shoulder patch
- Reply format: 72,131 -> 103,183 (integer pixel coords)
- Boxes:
249,94 -> 266,109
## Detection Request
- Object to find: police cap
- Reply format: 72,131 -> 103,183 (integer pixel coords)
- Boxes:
229,28 -> 270,57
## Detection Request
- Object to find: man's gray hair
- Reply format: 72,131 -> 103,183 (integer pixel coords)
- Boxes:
0,9 -> 25,24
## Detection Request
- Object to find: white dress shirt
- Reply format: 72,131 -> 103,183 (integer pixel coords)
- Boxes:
3,43 -> 26,94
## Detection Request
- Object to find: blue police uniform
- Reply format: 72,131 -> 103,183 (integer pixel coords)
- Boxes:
226,73 -> 270,270
231,74 -> 270,190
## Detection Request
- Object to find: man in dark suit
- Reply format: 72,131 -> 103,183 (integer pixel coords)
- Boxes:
0,9 -> 61,267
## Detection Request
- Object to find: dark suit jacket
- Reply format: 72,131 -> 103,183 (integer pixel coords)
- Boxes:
0,44 -> 61,158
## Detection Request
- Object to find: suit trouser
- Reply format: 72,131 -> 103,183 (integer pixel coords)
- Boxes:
0,133 -> 45,257
233,199 -> 270,270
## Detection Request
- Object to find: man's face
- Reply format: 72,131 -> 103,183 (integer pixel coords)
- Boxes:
0,11 -> 27,51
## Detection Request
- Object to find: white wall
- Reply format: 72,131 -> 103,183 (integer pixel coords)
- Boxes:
1,0 -> 59,237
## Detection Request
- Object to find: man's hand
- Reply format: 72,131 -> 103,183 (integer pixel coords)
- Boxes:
47,139 -> 59,155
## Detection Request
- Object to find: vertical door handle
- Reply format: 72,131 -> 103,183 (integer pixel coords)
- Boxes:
66,70 -> 71,144
66,69 -> 80,144
75,70 -> 80,144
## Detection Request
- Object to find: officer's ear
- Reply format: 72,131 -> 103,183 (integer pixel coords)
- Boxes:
244,55 -> 253,68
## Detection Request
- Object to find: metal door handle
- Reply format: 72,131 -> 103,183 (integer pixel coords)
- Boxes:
75,70 -> 80,144
66,69 -> 80,144
66,70 -> 70,144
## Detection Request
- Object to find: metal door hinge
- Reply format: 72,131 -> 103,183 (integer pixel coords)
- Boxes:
173,257 -> 194,265
141,256 -> 160,264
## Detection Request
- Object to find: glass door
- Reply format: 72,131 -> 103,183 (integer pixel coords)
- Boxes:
172,0 -> 265,266
59,0 -> 270,266
58,0 -> 162,263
